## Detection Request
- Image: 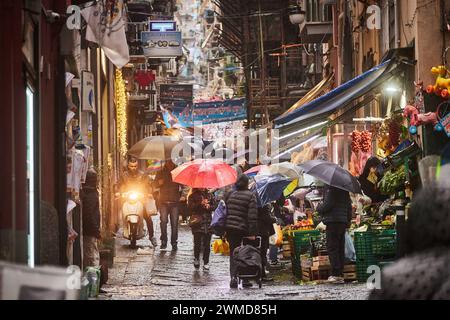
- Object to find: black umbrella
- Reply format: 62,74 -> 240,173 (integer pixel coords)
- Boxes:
298,160 -> 362,194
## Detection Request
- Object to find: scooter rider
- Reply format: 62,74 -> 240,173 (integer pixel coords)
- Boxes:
118,156 -> 158,247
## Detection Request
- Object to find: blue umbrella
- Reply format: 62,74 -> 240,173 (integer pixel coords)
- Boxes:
253,174 -> 292,207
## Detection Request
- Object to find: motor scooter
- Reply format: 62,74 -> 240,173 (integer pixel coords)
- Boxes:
117,190 -> 147,248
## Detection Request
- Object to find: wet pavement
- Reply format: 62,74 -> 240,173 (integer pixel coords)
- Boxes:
99,217 -> 370,300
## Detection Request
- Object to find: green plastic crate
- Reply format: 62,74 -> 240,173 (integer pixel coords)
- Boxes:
355,230 -> 397,282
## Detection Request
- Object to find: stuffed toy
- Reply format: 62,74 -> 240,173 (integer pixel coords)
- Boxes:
403,104 -> 440,134
426,65 -> 450,98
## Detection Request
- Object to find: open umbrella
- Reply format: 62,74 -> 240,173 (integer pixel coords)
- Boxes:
260,162 -> 302,180
244,165 -> 269,177
298,160 -> 362,194
128,136 -> 180,160
253,174 -> 292,207
171,159 -> 237,189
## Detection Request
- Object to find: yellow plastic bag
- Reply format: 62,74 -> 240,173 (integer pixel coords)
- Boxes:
212,239 -> 230,256
269,223 -> 283,246
221,240 -> 230,256
212,239 -> 222,254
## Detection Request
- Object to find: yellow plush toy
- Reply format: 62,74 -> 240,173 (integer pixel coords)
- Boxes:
426,65 -> 450,98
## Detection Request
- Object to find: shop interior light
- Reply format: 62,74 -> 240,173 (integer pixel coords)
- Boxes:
385,87 -> 401,93
384,81 -> 402,94
275,121 -> 328,140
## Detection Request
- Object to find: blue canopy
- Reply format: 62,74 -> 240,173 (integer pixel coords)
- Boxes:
274,59 -> 399,128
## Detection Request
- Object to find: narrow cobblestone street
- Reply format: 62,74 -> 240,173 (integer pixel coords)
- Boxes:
99,217 -> 370,300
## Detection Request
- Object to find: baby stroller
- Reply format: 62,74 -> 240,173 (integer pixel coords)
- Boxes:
232,237 -> 263,288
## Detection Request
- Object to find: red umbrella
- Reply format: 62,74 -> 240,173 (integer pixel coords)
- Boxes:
244,165 -> 269,176
171,159 -> 237,189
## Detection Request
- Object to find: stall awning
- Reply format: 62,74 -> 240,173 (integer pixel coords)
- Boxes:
281,72 -> 335,117
274,59 -> 402,128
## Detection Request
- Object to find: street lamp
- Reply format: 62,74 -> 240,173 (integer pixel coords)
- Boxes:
288,5 -> 306,25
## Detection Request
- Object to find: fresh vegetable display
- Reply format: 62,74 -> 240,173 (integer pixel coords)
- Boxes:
378,165 -> 407,195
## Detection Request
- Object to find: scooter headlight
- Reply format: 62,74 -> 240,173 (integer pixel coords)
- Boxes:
128,192 -> 138,201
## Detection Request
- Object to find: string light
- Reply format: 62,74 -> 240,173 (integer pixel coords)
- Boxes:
115,69 -> 128,157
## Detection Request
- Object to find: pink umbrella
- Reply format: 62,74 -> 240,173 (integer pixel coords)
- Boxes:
171,159 -> 237,189
244,165 -> 269,176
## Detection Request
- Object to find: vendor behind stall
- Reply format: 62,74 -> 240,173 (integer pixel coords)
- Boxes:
358,157 -> 388,203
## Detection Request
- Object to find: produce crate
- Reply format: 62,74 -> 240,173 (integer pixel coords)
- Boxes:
310,265 -> 331,281
312,255 -> 330,268
302,268 -> 312,282
300,255 -> 313,269
289,230 -> 321,260
282,241 -> 291,259
355,230 -> 397,259
355,230 -> 397,282
288,230 -> 322,279
291,258 -> 302,278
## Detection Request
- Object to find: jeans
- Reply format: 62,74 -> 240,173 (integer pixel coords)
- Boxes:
326,223 -> 347,277
226,231 -> 246,278
269,245 -> 278,262
159,203 -> 179,245
143,211 -> 154,240
193,233 -> 212,264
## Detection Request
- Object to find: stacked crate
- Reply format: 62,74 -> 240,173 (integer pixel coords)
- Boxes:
288,230 -> 321,279
354,229 -> 397,282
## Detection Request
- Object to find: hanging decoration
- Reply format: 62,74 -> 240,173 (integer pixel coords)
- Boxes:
403,104 -> 440,135
426,65 -> 450,99
349,130 -> 373,176
376,115 -> 404,158
115,69 -> 128,157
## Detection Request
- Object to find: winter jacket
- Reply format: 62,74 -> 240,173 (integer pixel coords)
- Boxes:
81,188 -> 101,239
188,189 -> 214,234
369,247 -> 450,300
155,167 -> 181,203
225,190 -> 258,236
257,204 -> 276,238
317,186 -> 352,225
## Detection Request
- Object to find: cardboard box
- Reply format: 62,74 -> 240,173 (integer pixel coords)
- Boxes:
344,264 -> 356,272
313,256 -> 330,263
312,256 -> 330,268
300,256 -> 312,269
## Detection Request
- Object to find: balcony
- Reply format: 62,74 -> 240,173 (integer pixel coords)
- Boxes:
299,0 -> 333,43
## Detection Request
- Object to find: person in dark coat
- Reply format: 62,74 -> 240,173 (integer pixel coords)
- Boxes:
358,157 -> 388,203
154,160 -> 181,251
257,203 -> 276,281
225,174 -> 258,288
188,188 -> 214,270
317,185 -> 352,284
369,184 -> 450,300
81,169 -> 101,268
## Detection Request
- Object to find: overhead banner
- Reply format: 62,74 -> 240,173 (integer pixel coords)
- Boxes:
160,84 -> 194,105
141,31 -> 182,58
161,98 -> 247,128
